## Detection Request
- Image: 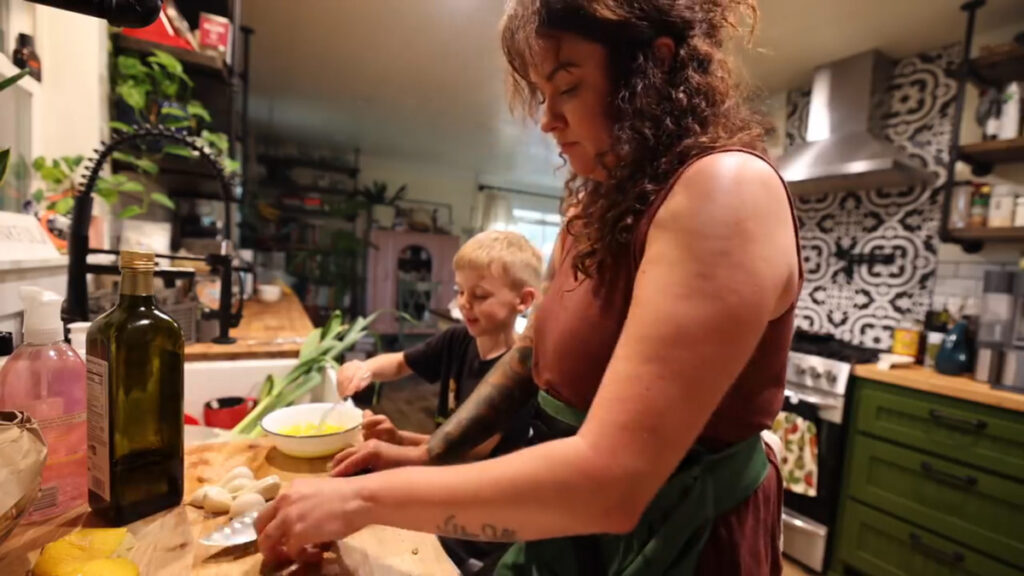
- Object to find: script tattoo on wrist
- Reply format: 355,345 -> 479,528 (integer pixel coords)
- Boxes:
437,514 -> 518,542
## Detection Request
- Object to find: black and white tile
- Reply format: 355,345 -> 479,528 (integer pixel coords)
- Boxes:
788,45 -> 960,350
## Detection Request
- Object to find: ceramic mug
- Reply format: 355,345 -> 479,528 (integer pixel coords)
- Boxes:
204,396 -> 257,429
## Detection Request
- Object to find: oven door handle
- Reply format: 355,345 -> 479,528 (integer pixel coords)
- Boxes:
784,388 -> 842,409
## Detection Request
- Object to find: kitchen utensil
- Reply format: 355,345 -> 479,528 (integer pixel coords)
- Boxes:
203,397 -> 257,430
315,400 -> 343,433
260,401 -> 363,459
199,510 -> 259,547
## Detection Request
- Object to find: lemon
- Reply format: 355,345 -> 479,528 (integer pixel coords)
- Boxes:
33,528 -> 138,576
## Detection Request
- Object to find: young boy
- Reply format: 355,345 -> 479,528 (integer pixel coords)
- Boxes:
337,229 -> 542,457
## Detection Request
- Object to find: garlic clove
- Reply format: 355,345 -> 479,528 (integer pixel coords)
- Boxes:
186,486 -> 209,508
224,477 -> 255,496
203,486 -> 233,514
229,492 -> 266,519
245,475 -> 282,501
218,466 -> 254,487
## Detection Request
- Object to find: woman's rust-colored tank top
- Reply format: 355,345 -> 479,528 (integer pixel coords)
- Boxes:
531,148 -> 801,447
530,148 -> 801,574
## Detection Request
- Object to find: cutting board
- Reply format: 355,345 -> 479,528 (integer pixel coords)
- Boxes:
0,440 -> 456,575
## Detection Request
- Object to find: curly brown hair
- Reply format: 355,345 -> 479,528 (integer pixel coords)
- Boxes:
501,0 -> 769,280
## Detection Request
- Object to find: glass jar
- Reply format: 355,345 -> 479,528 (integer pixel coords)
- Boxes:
988,184 -> 1016,228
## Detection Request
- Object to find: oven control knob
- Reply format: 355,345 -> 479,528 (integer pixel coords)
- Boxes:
794,365 -> 807,377
825,371 -> 838,385
809,367 -> 822,380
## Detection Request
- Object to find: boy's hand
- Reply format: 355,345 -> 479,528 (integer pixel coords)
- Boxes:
337,360 -> 373,398
329,439 -> 429,477
361,410 -> 400,445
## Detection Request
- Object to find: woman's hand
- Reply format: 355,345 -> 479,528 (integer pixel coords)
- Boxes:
336,360 -> 373,398
361,410 -> 400,444
255,477 -> 368,560
330,439 -> 429,476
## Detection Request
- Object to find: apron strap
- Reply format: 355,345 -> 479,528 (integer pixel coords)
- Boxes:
537,390 -> 586,428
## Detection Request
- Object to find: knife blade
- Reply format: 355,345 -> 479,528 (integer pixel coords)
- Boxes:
199,510 -> 260,546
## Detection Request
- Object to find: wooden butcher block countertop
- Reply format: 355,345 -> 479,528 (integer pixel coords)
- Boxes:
0,440 -> 456,575
184,292 -> 315,362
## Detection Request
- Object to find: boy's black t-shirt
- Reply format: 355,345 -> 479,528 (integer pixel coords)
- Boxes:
404,325 -> 536,569
402,325 -> 535,457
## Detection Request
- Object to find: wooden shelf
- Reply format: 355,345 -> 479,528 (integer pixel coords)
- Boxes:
256,182 -> 359,198
958,138 -> 1024,167
114,34 -> 230,81
948,226 -> 1024,243
257,154 -> 359,179
970,44 -> 1024,87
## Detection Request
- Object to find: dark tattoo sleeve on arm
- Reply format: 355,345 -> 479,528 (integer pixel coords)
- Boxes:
437,514 -> 519,542
426,345 -> 537,464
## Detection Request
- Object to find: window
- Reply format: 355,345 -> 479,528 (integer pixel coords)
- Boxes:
511,208 -> 561,265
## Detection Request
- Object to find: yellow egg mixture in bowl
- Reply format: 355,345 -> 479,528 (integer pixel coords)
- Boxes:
260,401 -> 363,459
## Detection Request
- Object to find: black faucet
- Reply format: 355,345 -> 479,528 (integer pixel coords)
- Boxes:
62,125 -> 243,344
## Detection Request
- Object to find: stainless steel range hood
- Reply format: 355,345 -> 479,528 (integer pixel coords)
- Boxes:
776,50 -> 934,195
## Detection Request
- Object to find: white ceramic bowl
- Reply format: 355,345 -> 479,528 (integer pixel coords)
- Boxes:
257,284 -> 282,303
260,401 -> 363,459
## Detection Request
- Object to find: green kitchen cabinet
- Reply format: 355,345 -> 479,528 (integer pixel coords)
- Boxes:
831,378 -> 1024,575
835,500 -> 1020,576
853,378 -> 1024,480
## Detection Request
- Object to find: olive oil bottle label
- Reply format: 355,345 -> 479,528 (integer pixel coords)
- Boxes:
86,355 -> 111,501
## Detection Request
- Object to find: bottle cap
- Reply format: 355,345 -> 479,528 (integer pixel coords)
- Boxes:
68,322 -> 91,359
0,332 -> 13,356
19,287 -> 65,345
120,250 -> 155,271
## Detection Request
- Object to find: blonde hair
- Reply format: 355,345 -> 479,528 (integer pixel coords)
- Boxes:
454,230 -> 543,290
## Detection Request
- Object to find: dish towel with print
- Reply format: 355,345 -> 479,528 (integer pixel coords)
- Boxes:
771,411 -> 818,497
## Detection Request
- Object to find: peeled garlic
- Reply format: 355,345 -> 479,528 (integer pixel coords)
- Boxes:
245,475 -> 281,501
187,486 -> 209,508
203,486 -> 233,514
229,492 -> 266,518
218,466 -> 254,487
224,477 -> 255,496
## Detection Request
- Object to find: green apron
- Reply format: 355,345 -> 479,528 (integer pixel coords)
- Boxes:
494,391 -> 769,576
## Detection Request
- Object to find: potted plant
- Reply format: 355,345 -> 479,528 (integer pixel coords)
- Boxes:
359,180 -> 407,229
0,69 -> 32,188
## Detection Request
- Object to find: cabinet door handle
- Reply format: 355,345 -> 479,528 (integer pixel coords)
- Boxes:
920,461 -> 978,489
928,409 -> 988,432
909,532 -> 965,565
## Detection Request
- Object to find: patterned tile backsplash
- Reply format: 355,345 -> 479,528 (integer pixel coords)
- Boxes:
787,45 -> 961,349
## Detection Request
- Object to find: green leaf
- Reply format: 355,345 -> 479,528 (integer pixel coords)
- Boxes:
0,149 -> 8,186
163,120 -> 192,129
116,82 -> 148,113
0,68 -> 31,92
51,197 -> 75,215
61,155 -> 84,174
187,100 -> 211,123
147,49 -> 184,76
116,55 -> 149,78
162,145 -> 194,158
223,159 -> 241,174
32,189 -> 45,203
159,106 -> 189,118
298,328 -> 324,361
118,205 -> 143,219
111,151 -> 136,163
109,121 -> 135,133
150,192 -> 175,209
118,180 -> 146,193
134,158 -> 159,175
94,186 -> 118,205
32,157 -> 46,172
201,130 -> 230,153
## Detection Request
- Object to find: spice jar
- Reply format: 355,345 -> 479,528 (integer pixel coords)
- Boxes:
969,184 -> 991,228
892,318 -> 923,360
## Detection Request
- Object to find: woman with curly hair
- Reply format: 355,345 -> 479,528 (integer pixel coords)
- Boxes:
256,1 -> 800,573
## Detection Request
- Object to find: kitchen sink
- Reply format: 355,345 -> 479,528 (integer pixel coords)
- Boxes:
184,358 -> 339,426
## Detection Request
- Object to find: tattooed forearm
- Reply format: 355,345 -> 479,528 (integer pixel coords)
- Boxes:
426,345 -> 537,464
437,514 -> 519,542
